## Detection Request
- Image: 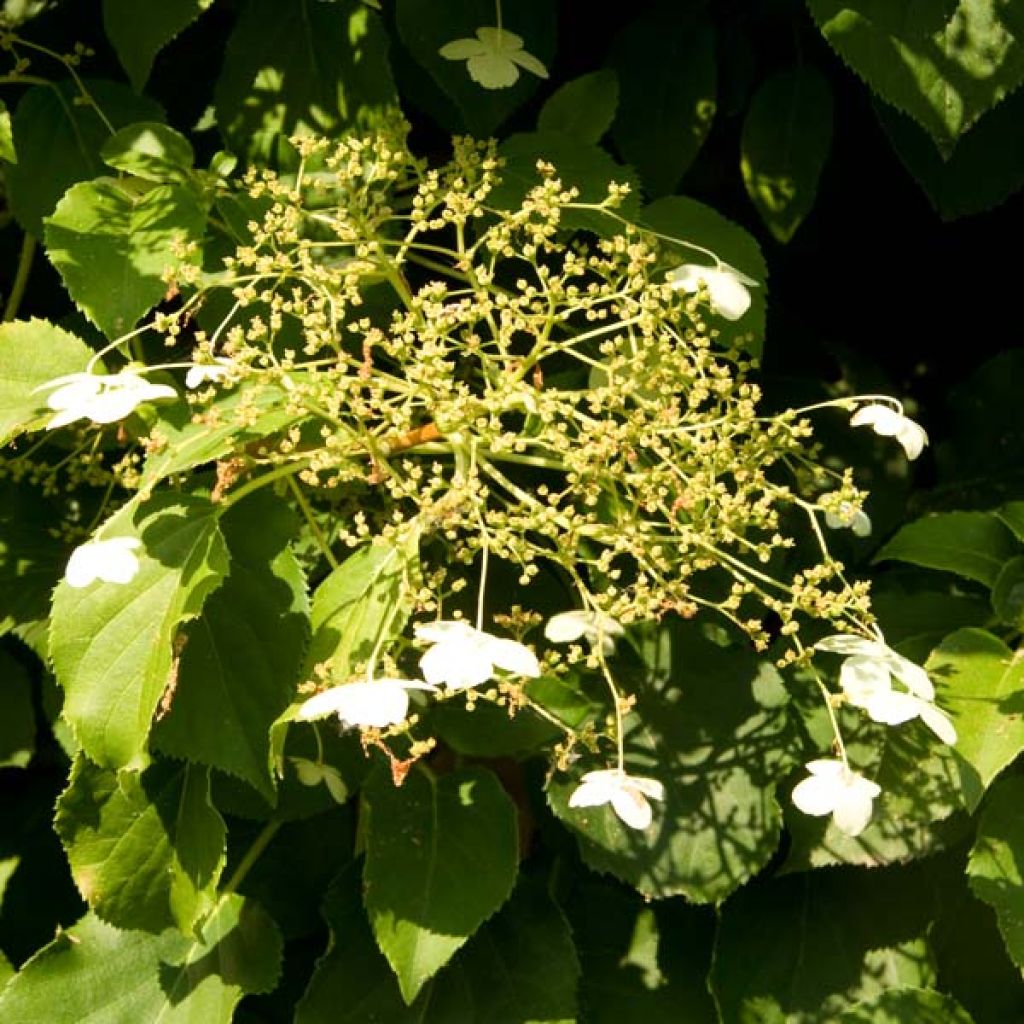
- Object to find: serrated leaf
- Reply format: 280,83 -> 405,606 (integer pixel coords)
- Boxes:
4,80 -> 162,237
641,195 -> 767,357
50,493 -> 229,770
54,755 -> 225,933
44,178 -> 206,340
0,319 -> 95,444
836,988 -> 976,1023
874,511 -> 1018,587
548,622 -> 800,903
396,0 -> 555,136
741,66 -> 834,243
877,88 -> 1024,220
362,765 -> 519,1003
968,774 -> 1024,968
927,628 -> 1024,812
0,648 -> 34,768
537,70 -> 619,144
100,122 -> 195,182
609,6 -> 716,197
807,0 -> 1024,157
153,492 -> 309,803
0,895 -> 282,1023
711,865 -> 939,1023
215,0 -> 397,163
103,0 -> 214,92
992,556 -> 1024,627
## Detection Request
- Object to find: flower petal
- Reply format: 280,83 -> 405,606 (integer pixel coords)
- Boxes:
486,637 -> 540,677
611,787 -> 653,830
414,620 -> 477,644
895,419 -> 928,460
466,53 -> 519,89
419,638 -> 494,689
628,775 -> 665,801
849,404 -> 903,437
476,26 -> 524,50
439,38 -> 488,59
863,689 -> 922,725
815,633 -> 881,657
544,611 -> 589,643
791,774 -> 838,816
568,774 -> 616,809
840,656 -> 892,707
831,783 -> 876,837
916,700 -> 957,745
508,48 -> 549,79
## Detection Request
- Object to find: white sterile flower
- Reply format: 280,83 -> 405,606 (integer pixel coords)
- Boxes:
849,403 -> 928,461
415,620 -> 541,690
65,536 -> 143,588
816,634 -> 957,745
824,499 -> 872,538
296,678 -> 436,729
39,370 -> 177,429
791,759 -> 880,837
290,758 -> 348,804
665,263 -> 756,321
439,27 -> 548,90
544,609 -> 625,654
185,358 -> 234,389
568,768 -> 665,830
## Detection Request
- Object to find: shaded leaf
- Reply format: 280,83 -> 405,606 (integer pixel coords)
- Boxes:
537,70 -> 619,144
836,988 -> 975,1023
741,66 -> 834,243
873,511 -> 1018,587
362,765 -> 519,1003
997,501 -> 1024,542
0,647 -> 34,768
54,755 -> 225,933
50,493 -> 229,770
0,895 -> 281,1023
153,492 -> 309,802
44,178 -> 206,340
4,80 -> 162,237
609,5 -> 716,196
0,98 -> 13,164
992,556 -> 1024,628
103,0 -> 214,92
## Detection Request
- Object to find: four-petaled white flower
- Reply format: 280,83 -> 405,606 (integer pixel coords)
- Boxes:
849,404 -> 928,461
415,620 -> 540,690
65,536 -> 143,588
290,757 -> 348,804
665,263 -> 756,321
816,633 -> 957,745
824,498 -> 872,538
38,371 -> 177,429
568,768 -> 665,830
439,27 -> 548,90
185,358 -> 234,389
296,678 -> 436,729
791,758 -> 881,837
544,609 -> 624,654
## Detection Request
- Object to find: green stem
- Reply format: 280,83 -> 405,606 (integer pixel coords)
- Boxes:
287,473 -> 340,569
221,819 -> 282,896
3,232 -> 35,322
219,460 -> 308,509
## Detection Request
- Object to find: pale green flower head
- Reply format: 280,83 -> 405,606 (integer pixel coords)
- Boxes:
439,27 -> 548,90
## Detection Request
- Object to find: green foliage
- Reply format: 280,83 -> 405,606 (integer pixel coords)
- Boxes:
537,70 -> 619,145
0,648 -> 34,768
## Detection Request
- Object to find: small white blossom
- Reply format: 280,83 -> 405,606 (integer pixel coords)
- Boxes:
849,404 -> 928,461
439,27 -> 548,90
65,536 -> 143,588
38,370 -> 177,429
296,678 -> 436,729
791,759 -> 880,836
824,499 -> 872,538
568,768 -> 665,830
415,620 -> 540,690
544,610 -> 624,654
185,358 -> 234,389
665,263 -> 756,321
290,757 -> 348,804
816,634 -> 956,745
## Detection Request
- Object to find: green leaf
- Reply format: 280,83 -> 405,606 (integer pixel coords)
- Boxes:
741,66 -> 834,243
0,98 -> 14,164
537,70 -> 619,144
0,895 -> 281,1023
396,0 -> 555,136
992,556 -> 1024,628
0,648 -> 34,768
877,88 -> 1024,220
872,586 -> 990,645
929,629 -> 1024,811
54,755 -> 225,933
873,511 -> 1018,587
153,492 -> 310,803
711,865 -> 939,1022
807,0 -> 1024,157
641,195 -> 768,357
565,875 -> 717,1022
836,988 -> 976,1023
997,500 -> 1024,542
103,0 -> 214,92
608,6 -> 716,197
361,765 -> 519,1003
50,493 -> 229,771
4,80 -> 162,237
44,178 -> 206,340
548,622 -> 800,903
968,774 -> 1024,969
0,319 -> 95,444
215,0 -> 398,163
100,122 -> 195,182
